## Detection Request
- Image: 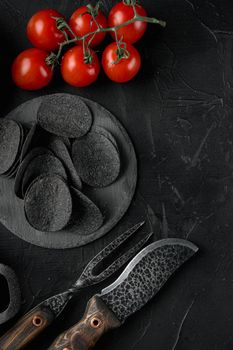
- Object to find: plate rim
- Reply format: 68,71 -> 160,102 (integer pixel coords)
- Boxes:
0,93 -> 137,249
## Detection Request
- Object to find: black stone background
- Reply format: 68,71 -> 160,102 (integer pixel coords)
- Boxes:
0,0 -> 233,349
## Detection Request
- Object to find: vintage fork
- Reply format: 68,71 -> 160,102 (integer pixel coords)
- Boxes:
0,222 -> 152,350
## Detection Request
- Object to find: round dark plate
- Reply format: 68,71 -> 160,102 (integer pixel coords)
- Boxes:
0,94 -> 137,249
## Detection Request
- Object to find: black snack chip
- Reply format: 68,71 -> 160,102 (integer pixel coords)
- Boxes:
14,147 -> 53,198
72,131 -> 121,187
0,119 -> 21,175
48,136 -> 82,190
22,153 -> 67,196
24,174 -> 72,232
69,186 -> 103,235
37,94 -> 92,138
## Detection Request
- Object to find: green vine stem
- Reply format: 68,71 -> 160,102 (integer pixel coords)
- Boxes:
49,8 -> 166,64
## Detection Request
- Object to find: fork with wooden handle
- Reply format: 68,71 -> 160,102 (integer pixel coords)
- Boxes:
0,222 -> 152,350
48,238 -> 198,350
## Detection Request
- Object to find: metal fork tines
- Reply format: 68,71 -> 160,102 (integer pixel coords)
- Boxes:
40,221 -> 152,318
73,221 -> 152,288
0,222 -> 152,350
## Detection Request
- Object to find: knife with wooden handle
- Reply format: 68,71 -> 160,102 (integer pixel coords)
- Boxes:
0,222 -> 151,350
0,304 -> 54,350
48,238 -> 198,350
49,296 -> 120,350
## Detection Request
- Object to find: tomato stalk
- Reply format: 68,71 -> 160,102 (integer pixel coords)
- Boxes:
48,4 -> 166,64
82,39 -> 93,64
87,9 -> 102,48
115,45 -> 130,64
45,52 -> 58,68
52,16 -> 77,39
112,30 -> 129,64
123,0 -> 137,5
85,2 -> 103,18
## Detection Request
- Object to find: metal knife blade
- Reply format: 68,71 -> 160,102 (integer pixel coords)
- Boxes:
99,238 -> 198,323
48,238 -> 198,350
0,222 -> 150,350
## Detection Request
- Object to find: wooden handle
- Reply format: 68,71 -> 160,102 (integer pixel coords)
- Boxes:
48,296 -> 121,350
0,304 -> 55,350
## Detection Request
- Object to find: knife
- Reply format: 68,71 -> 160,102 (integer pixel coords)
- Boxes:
0,222 -> 152,350
48,238 -> 198,350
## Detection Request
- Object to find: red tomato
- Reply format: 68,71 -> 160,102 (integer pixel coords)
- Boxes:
61,46 -> 100,87
102,42 -> 141,83
69,6 -> 107,47
12,48 -> 53,90
27,9 -> 66,51
108,2 -> 148,44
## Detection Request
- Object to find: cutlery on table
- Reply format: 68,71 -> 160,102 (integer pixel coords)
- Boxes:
0,222 -> 151,350
48,238 -> 198,350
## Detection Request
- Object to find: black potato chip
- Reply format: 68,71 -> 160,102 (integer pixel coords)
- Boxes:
24,175 -> 72,232
37,94 -> 92,138
69,186 -> 103,235
20,122 -> 38,162
0,119 -> 21,175
14,147 -> 53,198
48,136 -> 82,189
2,121 -> 25,178
22,153 -> 67,196
20,122 -> 71,162
72,131 -> 121,187
94,126 -> 119,151
3,157 -> 20,179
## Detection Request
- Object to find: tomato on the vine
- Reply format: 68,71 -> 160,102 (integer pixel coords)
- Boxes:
27,9 -> 67,51
108,2 -> 148,44
61,46 -> 100,87
102,42 -> 141,83
69,5 -> 107,47
12,48 -> 53,90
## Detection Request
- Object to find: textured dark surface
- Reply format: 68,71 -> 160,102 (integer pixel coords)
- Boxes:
0,0 -> 233,349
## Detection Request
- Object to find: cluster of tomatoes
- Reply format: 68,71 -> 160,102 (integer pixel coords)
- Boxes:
12,1 -> 151,90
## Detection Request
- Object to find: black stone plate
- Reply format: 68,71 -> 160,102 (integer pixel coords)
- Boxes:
0,94 -> 137,249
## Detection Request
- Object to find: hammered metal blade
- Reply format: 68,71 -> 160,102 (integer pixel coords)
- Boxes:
83,231 -> 153,285
36,290 -> 72,318
32,222 -> 150,318
99,238 -> 198,323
